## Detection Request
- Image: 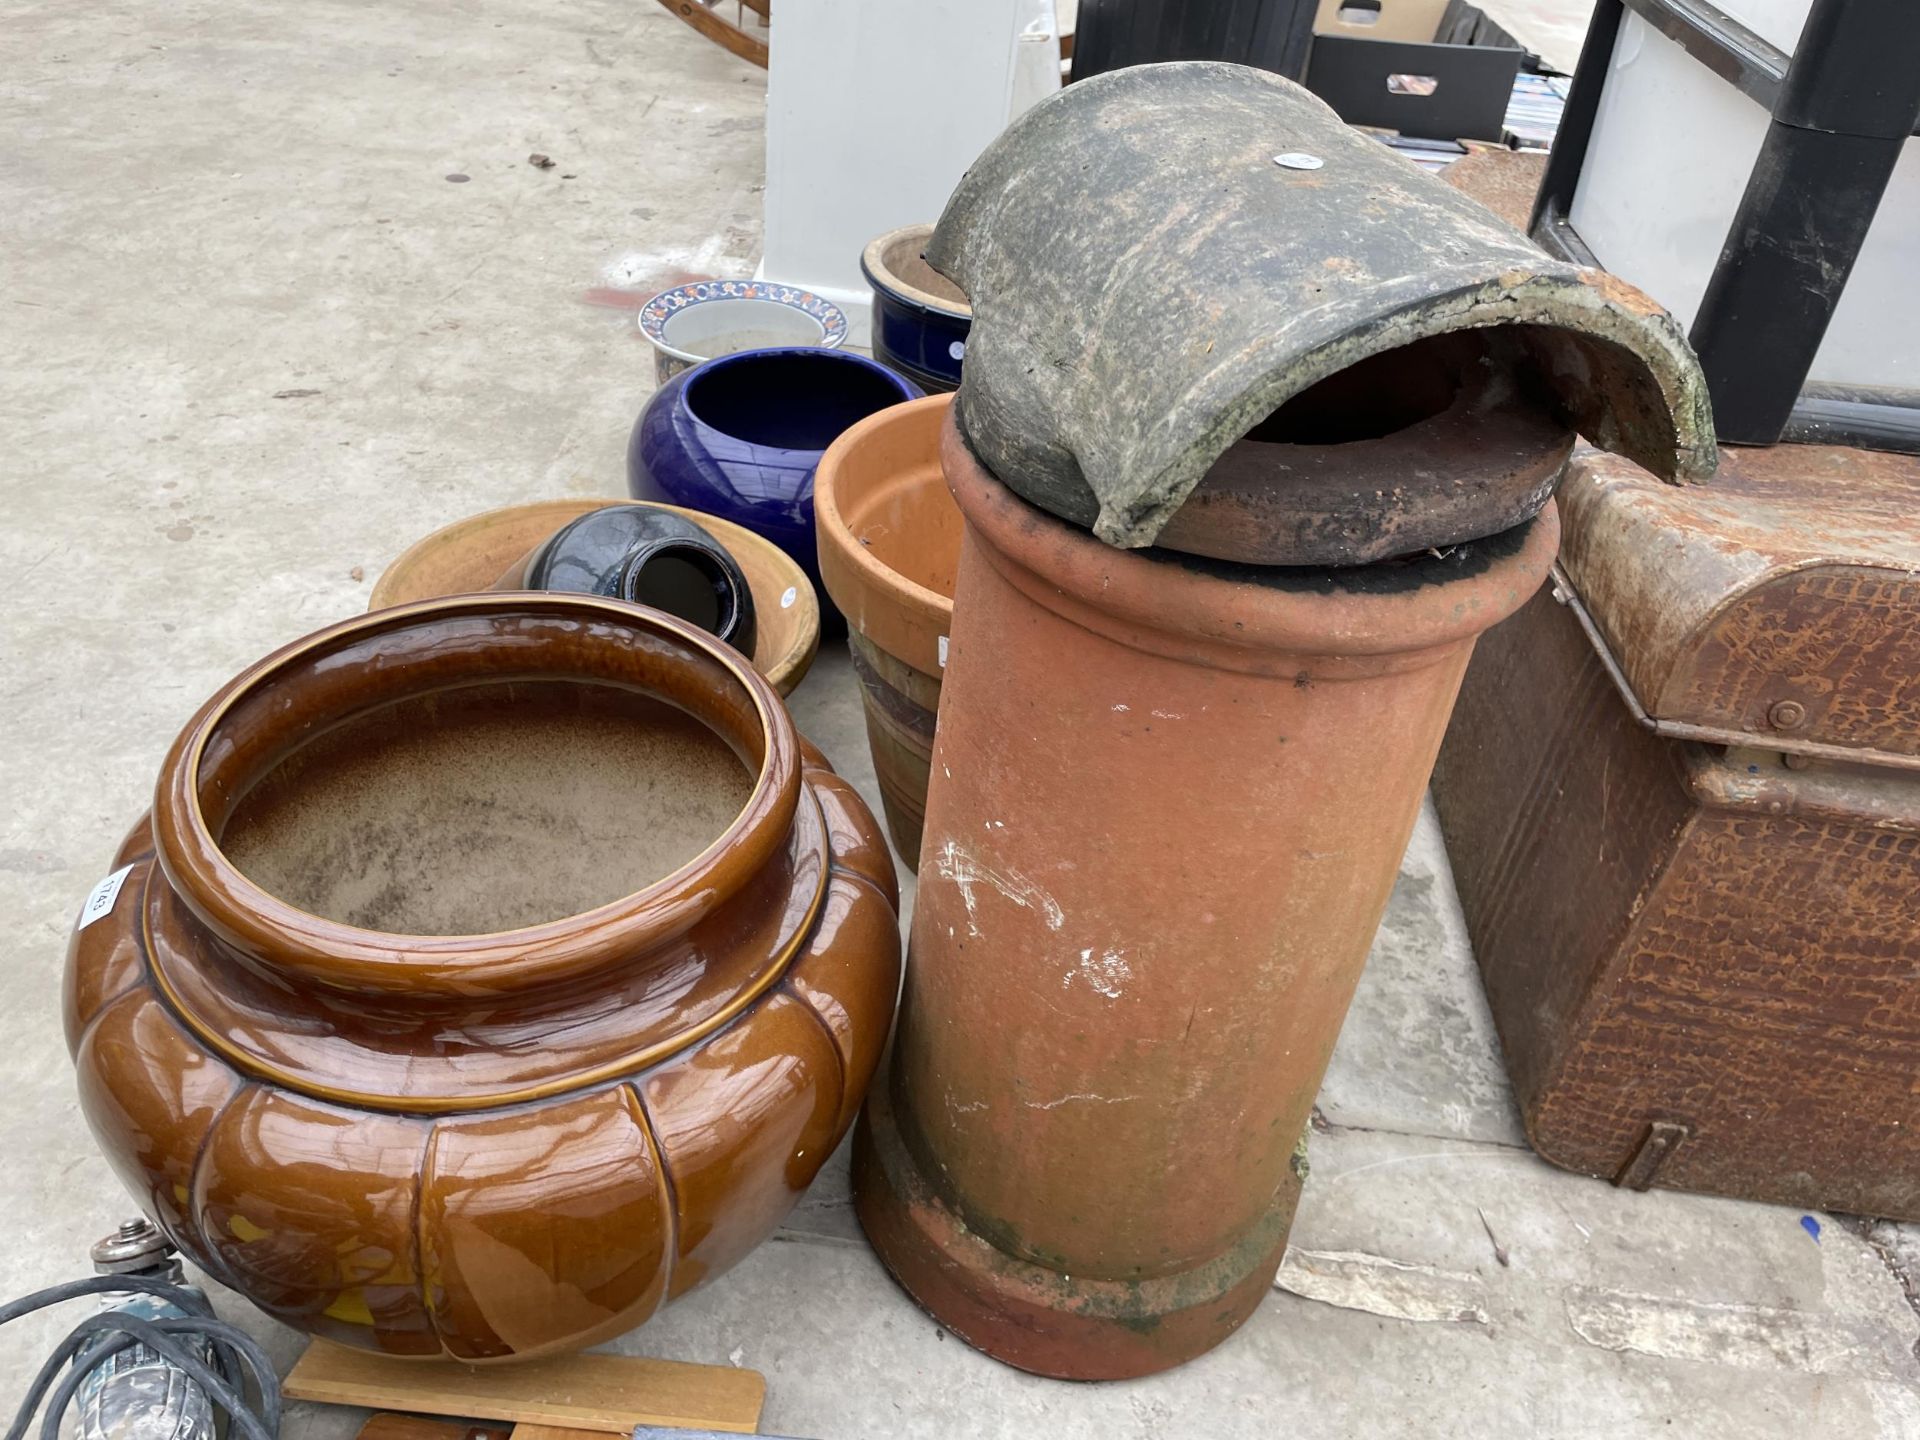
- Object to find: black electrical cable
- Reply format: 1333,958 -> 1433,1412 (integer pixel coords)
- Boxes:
0,1275 -> 217,1327
3,1279 -> 281,1440
33,1315 -> 278,1440
1,1274 -> 281,1440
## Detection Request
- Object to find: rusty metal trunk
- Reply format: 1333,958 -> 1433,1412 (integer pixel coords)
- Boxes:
1432,443 -> 1920,1218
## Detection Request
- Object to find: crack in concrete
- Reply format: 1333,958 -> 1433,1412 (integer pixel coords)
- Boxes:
1308,1106 -> 1534,1155
1843,1214 -> 1920,1365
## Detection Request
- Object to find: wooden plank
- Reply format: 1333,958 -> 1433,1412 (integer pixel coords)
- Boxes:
652,0 -> 769,67
510,1426 -> 626,1440
284,1341 -> 766,1436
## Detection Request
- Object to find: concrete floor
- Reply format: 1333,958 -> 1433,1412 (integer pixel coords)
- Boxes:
4,4 -> 1919,1437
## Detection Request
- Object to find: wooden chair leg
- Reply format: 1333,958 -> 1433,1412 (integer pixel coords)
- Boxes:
654,0 -> 769,67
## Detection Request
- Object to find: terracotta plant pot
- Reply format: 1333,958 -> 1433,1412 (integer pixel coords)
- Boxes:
852,412 -> 1560,1379
369,499 -> 820,696
65,594 -> 901,1362
814,395 -> 962,865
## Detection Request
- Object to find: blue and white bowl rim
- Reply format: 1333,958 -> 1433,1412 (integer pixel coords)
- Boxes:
639,280 -> 850,361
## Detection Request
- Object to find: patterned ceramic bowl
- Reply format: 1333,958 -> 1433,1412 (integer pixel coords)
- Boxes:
639,281 -> 849,385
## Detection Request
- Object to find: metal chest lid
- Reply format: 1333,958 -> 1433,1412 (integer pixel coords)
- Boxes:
1557,444 -> 1920,768
929,62 -> 1716,553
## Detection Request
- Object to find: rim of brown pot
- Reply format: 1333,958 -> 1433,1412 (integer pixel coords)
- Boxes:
151,592 -> 805,1001
816,394 -> 956,677
940,407 -> 1560,674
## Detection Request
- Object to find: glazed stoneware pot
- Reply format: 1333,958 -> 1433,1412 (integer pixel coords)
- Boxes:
369,499 -> 819,696
852,411 -> 1560,1380
639,280 -> 848,386
813,395 -> 961,865
627,348 -> 922,631
861,225 -> 972,394
493,504 -> 759,657
65,594 -> 901,1362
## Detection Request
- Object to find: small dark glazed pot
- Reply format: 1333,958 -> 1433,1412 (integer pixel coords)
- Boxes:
627,347 -> 922,630
370,499 -> 820,697
495,504 -> 758,656
862,225 -> 972,394
65,594 -> 901,1362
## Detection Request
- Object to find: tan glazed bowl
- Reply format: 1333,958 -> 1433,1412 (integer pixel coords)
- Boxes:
370,498 -> 821,696
65,594 -> 900,1361
814,395 -> 962,864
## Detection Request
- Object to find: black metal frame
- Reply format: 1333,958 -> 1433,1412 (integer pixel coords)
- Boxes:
1530,0 -> 1920,449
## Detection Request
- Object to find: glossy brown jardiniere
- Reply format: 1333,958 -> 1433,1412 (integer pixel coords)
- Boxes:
852,412 -> 1560,1379
369,499 -> 820,696
814,395 -> 962,865
65,594 -> 900,1361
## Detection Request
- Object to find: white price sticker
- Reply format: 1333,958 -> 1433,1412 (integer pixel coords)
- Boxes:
77,865 -> 135,932
780,586 -> 798,610
938,635 -> 949,668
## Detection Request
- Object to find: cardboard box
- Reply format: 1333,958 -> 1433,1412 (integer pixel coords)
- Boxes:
1305,34 -> 1521,141
1313,0 -> 1449,44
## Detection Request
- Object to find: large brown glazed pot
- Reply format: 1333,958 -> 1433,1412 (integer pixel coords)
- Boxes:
852,412 -> 1559,1379
65,594 -> 900,1361
814,395 -> 961,865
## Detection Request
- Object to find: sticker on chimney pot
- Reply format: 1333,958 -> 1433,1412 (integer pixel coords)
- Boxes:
77,865 -> 135,931
780,586 -> 798,609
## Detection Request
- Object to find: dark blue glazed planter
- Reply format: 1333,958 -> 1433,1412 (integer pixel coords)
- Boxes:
862,225 -> 972,394
627,347 -> 922,633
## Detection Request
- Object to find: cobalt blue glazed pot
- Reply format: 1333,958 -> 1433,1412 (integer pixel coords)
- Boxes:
627,347 -> 922,632
862,225 -> 971,394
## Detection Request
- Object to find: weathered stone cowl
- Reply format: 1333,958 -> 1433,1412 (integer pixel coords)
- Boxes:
65,595 -> 901,1361
931,61 -> 1716,558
